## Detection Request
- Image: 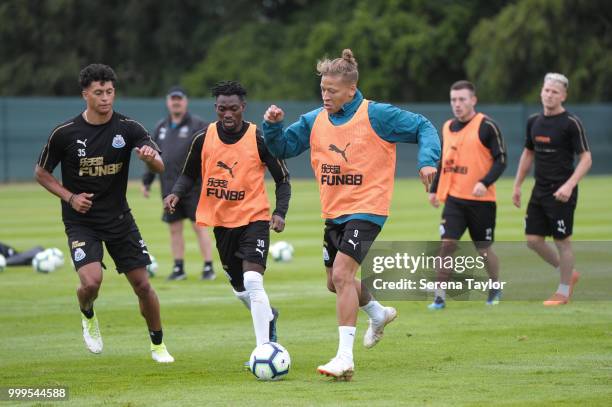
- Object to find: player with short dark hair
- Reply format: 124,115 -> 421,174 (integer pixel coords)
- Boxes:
164,80 -> 291,363
211,80 -> 247,101
450,80 -> 476,93
512,73 -> 592,306
35,63 -> 174,363
142,85 -> 215,281
263,49 -> 440,380
428,80 -> 507,309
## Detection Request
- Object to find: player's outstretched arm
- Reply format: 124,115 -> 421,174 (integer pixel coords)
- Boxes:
136,145 -> 164,173
262,105 -> 314,159
512,148 -> 535,208
34,165 -> 93,213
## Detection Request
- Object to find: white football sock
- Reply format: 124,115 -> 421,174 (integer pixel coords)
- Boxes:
233,289 -> 251,310
435,289 -> 446,301
360,300 -> 386,326
556,284 -> 570,297
243,271 -> 273,346
336,326 -> 356,362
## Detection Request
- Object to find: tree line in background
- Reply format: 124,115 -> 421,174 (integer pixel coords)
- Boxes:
1,0 -> 610,102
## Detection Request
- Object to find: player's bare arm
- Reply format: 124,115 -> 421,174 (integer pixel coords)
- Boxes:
35,165 -> 93,214
553,151 -> 592,203
512,148 -> 535,208
136,145 -> 164,173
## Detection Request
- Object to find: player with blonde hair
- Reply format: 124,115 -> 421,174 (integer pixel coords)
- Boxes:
513,73 -> 592,306
263,49 -> 440,379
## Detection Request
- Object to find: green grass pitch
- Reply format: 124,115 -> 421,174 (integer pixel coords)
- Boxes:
1,176 -> 611,406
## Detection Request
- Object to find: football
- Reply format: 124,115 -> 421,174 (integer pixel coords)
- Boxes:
248,342 -> 291,381
0,254 -> 6,272
45,248 -> 65,268
269,241 -> 294,262
32,251 -> 57,273
146,254 -> 158,277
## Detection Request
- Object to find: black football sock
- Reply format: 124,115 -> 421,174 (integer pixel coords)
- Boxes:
81,307 -> 94,319
150,329 -> 163,345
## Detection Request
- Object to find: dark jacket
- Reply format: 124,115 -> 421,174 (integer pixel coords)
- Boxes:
143,112 -> 207,198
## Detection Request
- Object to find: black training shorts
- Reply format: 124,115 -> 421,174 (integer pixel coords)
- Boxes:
440,196 -> 496,248
213,220 -> 270,291
525,191 -> 575,239
323,219 -> 381,267
65,212 -> 151,273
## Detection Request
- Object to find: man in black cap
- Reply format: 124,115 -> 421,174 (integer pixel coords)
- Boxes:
142,86 -> 215,281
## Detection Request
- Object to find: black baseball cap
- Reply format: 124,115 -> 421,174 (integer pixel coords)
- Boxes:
167,85 -> 187,98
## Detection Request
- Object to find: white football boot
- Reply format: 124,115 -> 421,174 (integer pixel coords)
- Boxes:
363,306 -> 397,349
317,357 -> 355,381
81,313 -> 103,354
